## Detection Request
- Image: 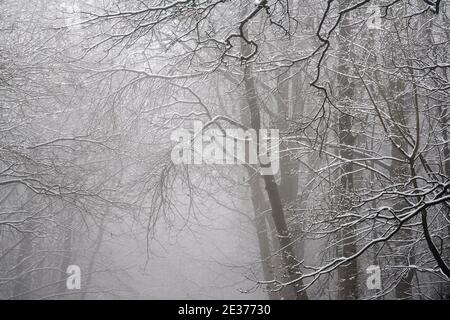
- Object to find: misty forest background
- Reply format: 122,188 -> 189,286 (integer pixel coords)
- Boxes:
0,0 -> 449,300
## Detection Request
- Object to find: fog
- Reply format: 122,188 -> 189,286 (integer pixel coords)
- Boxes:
0,0 -> 449,300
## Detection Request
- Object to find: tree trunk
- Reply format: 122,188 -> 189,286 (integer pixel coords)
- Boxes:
336,4 -> 358,300
241,51 -> 308,300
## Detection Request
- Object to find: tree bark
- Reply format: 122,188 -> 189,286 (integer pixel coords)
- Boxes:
336,4 -> 358,300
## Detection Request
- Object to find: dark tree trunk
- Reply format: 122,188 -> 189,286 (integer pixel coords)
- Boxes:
336,4 -> 358,300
